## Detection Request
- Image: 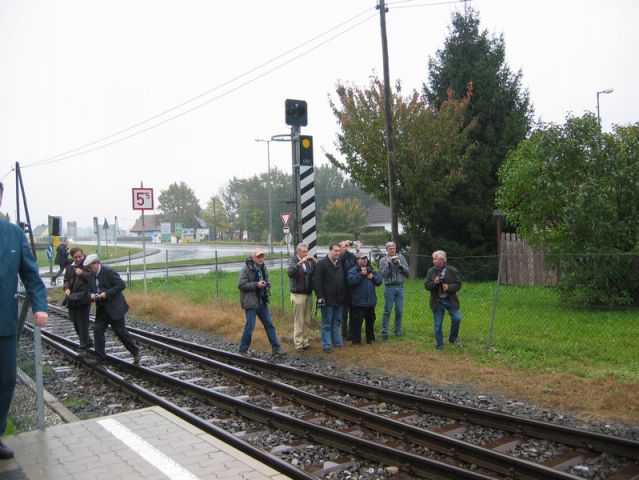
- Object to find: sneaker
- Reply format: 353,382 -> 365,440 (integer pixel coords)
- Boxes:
239,350 -> 250,357
272,347 -> 286,355
133,350 -> 142,366
302,344 -> 310,350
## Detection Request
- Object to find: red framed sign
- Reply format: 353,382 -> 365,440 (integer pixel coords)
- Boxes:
132,188 -> 154,210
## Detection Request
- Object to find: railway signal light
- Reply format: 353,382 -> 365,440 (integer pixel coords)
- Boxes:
299,135 -> 313,166
285,99 -> 307,127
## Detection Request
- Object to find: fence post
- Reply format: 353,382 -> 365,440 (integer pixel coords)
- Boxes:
165,249 -> 169,278
280,251 -> 285,315
33,326 -> 45,430
487,254 -> 503,350
215,250 -> 219,298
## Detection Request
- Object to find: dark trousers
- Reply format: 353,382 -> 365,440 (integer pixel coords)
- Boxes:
341,294 -> 352,339
94,306 -> 138,361
0,335 -> 17,435
51,264 -> 66,282
350,306 -> 376,344
68,304 -> 93,350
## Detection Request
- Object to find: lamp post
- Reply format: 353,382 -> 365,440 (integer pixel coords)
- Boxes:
254,138 -> 273,253
596,88 -> 613,125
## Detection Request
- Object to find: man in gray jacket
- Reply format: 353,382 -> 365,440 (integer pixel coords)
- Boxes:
238,248 -> 283,355
379,241 -> 409,339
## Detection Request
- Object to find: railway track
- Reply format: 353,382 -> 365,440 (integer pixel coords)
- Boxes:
31,304 -> 639,479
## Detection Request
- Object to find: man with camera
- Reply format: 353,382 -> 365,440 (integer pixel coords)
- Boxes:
287,242 -> 316,352
63,247 -> 92,354
347,253 -> 382,345
314,244 -> 345,353
379,241 -> 409,340
238,248 -> 283,355
338,240 -> 358,341
424,250 -> 462,350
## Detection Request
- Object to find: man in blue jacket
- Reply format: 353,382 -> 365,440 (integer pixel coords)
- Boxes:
347,253 -> 382,345
0,181 -> 48,460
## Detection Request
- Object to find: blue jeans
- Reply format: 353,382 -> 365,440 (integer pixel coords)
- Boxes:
433,297 -> 462,348
240,305 -> 281,353
381,285 -> 404,336
320,306 -> 343,350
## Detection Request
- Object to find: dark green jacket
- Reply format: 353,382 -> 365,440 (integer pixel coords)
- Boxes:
424,264 -> 462,311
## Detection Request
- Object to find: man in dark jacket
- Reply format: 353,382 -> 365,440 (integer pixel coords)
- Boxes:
287,243 -> 316,351
63,247 -> 92,353
84,254 -> 141,365
238,248 -> 283,355
51,239 -> 70,285
314,244 -> 345,353
347,253 -> 382,345
424,250 -> 462,350
0,181 -> 48,460
339,240 -> 358,341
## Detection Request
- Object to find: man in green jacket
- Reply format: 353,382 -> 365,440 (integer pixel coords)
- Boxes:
0,181 -> 48,460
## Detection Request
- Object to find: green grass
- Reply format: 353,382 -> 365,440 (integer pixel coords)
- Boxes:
129,272 -> 639,383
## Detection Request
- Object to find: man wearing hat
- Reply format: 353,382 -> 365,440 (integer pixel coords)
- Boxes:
0,182 -> 48,460
84,254 -> 141,365
238,248 -> 283,355
347,253 -> 382,345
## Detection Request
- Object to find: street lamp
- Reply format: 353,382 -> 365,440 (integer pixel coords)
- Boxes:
596,88 -> 613,125
254,138 -> 273,253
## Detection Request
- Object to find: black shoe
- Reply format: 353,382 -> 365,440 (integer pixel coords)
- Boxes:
323,348 -> 332,353
0,439 -> 14,460
272,347 -> 286,356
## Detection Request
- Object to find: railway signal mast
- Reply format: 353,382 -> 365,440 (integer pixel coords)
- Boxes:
284,99 -> 317,257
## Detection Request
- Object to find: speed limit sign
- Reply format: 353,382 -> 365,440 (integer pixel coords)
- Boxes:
132,188 -> 154,210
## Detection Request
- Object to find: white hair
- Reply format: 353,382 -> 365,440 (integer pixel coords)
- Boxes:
432,250 -> 447,262
296,243 -> 308,253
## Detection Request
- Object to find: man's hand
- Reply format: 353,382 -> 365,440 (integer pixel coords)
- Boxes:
257,280 -> 267,288
98,292 -> 107,300
64,289 -> 71,297
442,283 -> 449,292
434,276 -> 441,284
34,312 -> 48,327
74,268 -> 83,276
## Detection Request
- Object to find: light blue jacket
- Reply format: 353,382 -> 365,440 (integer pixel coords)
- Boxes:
0,220 -> 47,336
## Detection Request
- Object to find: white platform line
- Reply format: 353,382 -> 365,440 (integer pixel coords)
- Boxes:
98,418 -> 201,480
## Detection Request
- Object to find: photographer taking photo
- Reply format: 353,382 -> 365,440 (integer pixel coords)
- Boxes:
379,241 -> 409,340
347,253 -> 382,345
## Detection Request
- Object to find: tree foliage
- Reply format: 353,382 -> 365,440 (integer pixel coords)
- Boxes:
201,195 -> 233,240
314,164 -> 375,215
320,198 -> 368,238
328,76 -> 476,268
497,114 -> 639,306
424,7 -> 532,254
157,182 -> 201,228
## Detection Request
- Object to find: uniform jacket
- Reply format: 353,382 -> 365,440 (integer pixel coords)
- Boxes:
347,264 -> 382,308
88,264 -> 129,319
379,253 -> 409,286
287,255 -> 314,294
313,255 -> 345,307
424,264 -> 462,311
238,258 -> 271,310
0,220 -> 47,336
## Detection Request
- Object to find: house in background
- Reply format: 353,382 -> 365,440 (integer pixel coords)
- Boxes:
130,214 -> 161,239
366,202 -> 404,233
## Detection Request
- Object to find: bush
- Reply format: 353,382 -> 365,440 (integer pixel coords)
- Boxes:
360,230 -> 391,246
316,231 -> 352,246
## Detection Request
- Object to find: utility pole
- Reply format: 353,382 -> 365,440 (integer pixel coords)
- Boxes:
378,0 -> 399,245
212,197 -> 217,241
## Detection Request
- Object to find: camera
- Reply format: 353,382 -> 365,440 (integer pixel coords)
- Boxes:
316,299 -> 326,309
366,266 -> 373,274
347,240 -> 355,246
391,255 -> 399,260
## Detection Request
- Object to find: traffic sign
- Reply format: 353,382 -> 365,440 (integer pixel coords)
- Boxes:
46,245 -> 53,260
132,188 -> 154,210
280,211 -> 292,227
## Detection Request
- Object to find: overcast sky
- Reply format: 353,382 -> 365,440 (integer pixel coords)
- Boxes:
0,0 -> 636,231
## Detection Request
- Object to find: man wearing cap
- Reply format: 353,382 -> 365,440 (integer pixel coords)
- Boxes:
287,243 -> 316,352
379,241 -> 409,340
84,254 -> 141,365
424,250 -> 462,350
0,181 -> 48,460
238,248 -> 283,355
347,253 -> 382,345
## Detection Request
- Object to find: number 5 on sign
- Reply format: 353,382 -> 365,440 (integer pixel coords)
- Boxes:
132,188 -> 154,210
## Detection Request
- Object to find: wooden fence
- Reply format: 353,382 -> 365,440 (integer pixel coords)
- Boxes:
500,232 -> 557,286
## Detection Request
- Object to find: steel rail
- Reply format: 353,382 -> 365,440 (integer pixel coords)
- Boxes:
37,326 -> 495,480
127,324 -> 639,462
27,324 -> 317,480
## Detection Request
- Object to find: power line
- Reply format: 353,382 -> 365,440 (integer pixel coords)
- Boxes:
388,0 -> 464,8
23,7 -> 375,170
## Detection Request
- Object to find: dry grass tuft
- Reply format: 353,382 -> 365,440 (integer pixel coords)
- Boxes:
127,293 -> 639,423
